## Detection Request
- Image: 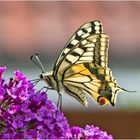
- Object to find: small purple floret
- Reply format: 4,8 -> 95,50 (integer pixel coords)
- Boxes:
66,125 -> 113,139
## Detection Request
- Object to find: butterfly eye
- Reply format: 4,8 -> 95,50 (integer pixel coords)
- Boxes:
97,96 -> 106,106
40,74 -> 44,79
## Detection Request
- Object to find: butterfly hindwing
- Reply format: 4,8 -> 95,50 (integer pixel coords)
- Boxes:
62,63 -> 120,106
64,84 -> 88,107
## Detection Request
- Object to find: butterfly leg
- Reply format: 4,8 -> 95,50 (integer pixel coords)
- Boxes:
39,86 -> 53,92
32,80 -> 40,87
57,92 -> 62,110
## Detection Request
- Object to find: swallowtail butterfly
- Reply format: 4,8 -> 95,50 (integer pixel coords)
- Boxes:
32,20 -> 133,107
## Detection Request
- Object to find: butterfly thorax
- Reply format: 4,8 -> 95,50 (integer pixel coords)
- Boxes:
40,71 -> 59,91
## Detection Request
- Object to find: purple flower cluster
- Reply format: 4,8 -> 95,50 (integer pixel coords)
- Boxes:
67,125 -> 113,139
0,67 -> 69,139
0,67 -> 113,139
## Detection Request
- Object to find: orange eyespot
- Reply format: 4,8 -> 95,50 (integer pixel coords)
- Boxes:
98,96 -> 106,106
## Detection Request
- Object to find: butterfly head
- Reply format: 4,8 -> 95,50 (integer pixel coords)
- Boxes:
40,71 -> 56,90
30,54 -> 58,91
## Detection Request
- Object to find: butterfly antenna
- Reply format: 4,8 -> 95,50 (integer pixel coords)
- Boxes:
35,53 -> 45,73
31,55 -> 42,71
118,86 -> 136,93
30,53 -> 45,73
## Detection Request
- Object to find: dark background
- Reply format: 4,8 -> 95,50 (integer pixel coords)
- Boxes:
0,1 -> 140,138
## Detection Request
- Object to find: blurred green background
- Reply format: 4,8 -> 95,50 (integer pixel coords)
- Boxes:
0,1 -> 140,138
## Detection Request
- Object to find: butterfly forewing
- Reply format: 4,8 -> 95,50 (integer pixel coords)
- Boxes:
53,20 -> 103,74
56,33 -> 109,81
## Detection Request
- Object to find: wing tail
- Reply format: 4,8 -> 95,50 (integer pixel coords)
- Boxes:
118,86 -> 136,93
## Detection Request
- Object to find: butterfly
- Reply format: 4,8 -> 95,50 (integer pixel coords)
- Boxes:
32,20 -> 133,107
